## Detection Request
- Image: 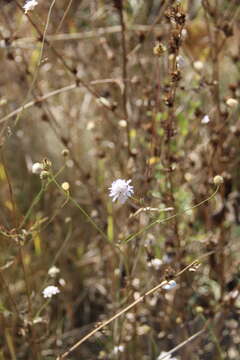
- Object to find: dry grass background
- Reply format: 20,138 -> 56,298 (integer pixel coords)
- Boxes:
0,0 -> 240,359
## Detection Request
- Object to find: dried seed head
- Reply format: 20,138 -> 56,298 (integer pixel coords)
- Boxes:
61,149 -> 69,157
42,158 -> 52,170
153,42 -> 166,57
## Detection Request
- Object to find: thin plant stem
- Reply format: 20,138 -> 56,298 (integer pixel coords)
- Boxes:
40,221 -> 72,292
34,299 -> 51,319
117,2 -> 131,154
18,244 -> 40,359
19,166 -> 65,229
125,185 -> 220,243
0,271 -> 19,316
200,314 -> 225,360
13,0 -> 56,128
19,183 -> 46,229
56,251 -> 214,359
54,0 -> 73,34
0,150 -> 18,227
50,175 -> 108,241
159,327 -> 207,360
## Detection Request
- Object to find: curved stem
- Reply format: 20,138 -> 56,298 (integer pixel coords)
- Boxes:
125,185 -> 220,243
50,176 -> 108,242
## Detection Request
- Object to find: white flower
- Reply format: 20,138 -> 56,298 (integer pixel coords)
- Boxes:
23,0 -> 38,13
61,182 -> 70,191
162,280 -> 177,290
32,162 -> 43,174
193,60 -> 203,71
59,278 -> 66,287
226,98 -> 238,108
162,254 -> 173,264
201,115 -> 210,124
113,345 -> 124,354
157,351 -> 178,360
109,179 -> 134,204
176,55 -> 185,69
148,258 -> 162,270
48,266 -> 60,278
213,175 -> 224,185
42,285 -> 60,299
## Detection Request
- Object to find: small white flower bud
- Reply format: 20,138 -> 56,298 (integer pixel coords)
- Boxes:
213,175 -> 224,185
61,182 -> 70,191
193,60 -> 203,71
59,278 -> 66,287
40,170 -> 49,180
118,120 -> 127,128
226,98 -> 238,108
148,258 -> 162,270
32,162 -> 43,174
48,266 -> 60,278
201,115 -> 210,124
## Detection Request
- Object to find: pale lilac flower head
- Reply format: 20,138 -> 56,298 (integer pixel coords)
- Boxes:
23,0 -> 38,14
42,285 -> 60,299
109,179 -> 134,204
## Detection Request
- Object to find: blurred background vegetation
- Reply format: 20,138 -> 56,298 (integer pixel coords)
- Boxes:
0,0 -> 240,359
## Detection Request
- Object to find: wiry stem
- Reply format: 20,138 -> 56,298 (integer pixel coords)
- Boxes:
56,251 -> 214,359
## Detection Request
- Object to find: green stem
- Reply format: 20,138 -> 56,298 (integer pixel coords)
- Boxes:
199,314 -> 225,360
125,185 -> 220,243
34,299 -> 51,319
50,176 -> 108,241
19,183 -> 46,229
19,166 -> 65,229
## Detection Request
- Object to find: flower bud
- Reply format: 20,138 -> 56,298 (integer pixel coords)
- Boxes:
40,170 -> 49,180
32,162 -> 43,174
61,149 -> 69,157
226,98 -> 238,108
42,158 -> 52,170
193,60 -> 203,71
213,175 -> 224,185
153,42 -> 166,57
61,182 -> 70,191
